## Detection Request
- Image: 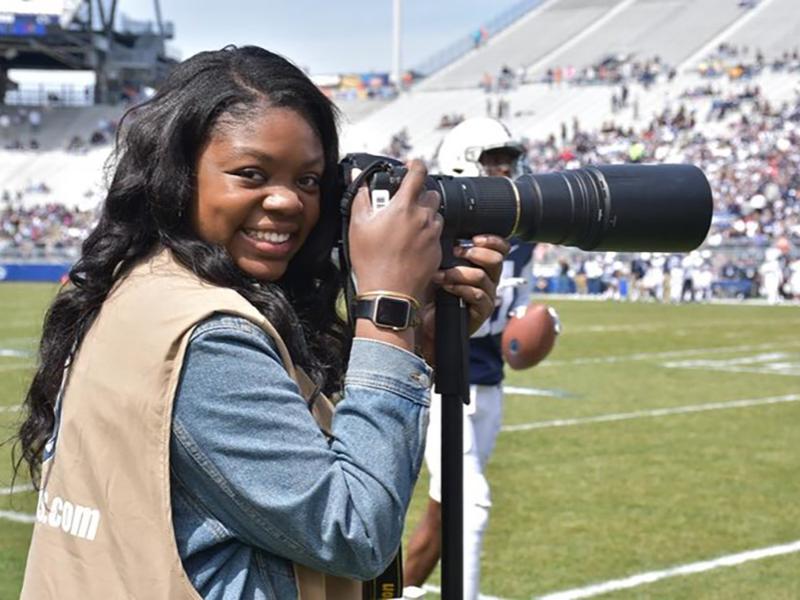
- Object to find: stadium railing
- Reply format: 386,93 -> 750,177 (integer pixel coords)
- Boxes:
411,0 -> 544,78
5,85 -> 95,107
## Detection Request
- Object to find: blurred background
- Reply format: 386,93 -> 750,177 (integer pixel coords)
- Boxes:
1,1 -> 798,598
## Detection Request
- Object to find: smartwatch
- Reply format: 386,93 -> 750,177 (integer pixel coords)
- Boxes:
354,294 -> 419,331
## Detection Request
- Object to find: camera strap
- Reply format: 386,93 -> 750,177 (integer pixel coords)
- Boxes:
362,550 -> 403,600
339,159 -> 396,330
338,160 -> 407,599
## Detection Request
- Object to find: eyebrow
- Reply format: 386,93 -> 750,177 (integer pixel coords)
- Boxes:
230,146 -> 325,169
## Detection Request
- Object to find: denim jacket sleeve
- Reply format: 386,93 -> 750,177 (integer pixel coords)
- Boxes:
170,313 -> 432,580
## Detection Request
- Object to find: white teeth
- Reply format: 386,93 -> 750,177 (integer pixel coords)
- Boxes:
246,230 -> 291,243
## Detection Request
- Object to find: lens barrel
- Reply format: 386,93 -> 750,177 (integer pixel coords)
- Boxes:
434,164 -> 713,252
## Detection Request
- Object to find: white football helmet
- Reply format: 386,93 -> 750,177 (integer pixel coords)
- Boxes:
436,117 -> 528,178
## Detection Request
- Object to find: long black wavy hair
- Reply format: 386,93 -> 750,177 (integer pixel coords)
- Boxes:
15,45 -> 349,484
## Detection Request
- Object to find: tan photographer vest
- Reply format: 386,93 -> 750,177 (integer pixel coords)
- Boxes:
21,250 -> 361,599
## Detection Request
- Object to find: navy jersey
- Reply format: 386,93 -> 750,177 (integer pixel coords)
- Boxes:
469,241 -> 534,385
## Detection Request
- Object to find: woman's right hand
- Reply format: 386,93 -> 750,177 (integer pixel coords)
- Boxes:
348,160 -> 443,306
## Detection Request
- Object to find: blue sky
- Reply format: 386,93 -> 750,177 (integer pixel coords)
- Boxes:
120,0 -> 521,74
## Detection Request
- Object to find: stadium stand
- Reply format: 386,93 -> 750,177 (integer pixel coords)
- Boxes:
3,0 -> 799,300
0,105 -> 122,151
416,0 -> 624,91
532,0 -> 745,78
687,0 -> 799,65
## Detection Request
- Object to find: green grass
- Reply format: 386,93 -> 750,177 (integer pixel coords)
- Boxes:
403,300 -> 800,599
0,283 -> 56,600
2,284 -> 799,598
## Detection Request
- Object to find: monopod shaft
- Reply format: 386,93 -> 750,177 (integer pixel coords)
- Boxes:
435,288 -> 470,600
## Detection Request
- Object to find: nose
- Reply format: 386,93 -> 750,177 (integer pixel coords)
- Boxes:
485,164 -> 512,178
261,188 -> 303,215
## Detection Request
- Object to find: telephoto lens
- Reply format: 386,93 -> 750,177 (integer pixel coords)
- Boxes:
432,164 -> 713,252
339,154 -> 713,253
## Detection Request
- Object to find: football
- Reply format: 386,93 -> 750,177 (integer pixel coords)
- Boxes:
501,303 -> 561,370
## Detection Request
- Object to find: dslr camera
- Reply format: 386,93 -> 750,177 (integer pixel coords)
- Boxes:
337,153 -> 713,255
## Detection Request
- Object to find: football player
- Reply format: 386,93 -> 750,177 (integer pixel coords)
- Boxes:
404,117 -> 560,599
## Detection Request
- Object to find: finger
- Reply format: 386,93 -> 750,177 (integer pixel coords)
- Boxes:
349,185 -> 373,220
467,303 -> 491,334
453,246 -> 506,283
441,282 -> 495,311
472,235 -> 510,255
393,159 -> 428,207
440,265 -> 496,299
417,189 -> 441,211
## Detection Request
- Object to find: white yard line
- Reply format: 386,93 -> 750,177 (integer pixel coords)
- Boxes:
662,353 -> 800,377
536,539 -> 800,600
503,386 -> 571,398
0,363 -> 33,373
673,366 -> 800,378
421,539 -> 800,600
0,405 -> 22,412
0,483 -> 34,495
0,349 -> 32,358
422,584 -> 507,600
541,341 -> 800,367
575,319 -> 800,334
0,510 -> 36,524
501,394 -> 800,433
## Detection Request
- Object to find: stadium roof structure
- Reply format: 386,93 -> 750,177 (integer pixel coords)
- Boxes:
0,0 -> 175,102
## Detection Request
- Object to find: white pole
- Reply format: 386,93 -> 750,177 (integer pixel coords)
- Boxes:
392,0 -> 402,90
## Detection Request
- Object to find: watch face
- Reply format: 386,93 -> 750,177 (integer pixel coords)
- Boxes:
375,296 -> 411,329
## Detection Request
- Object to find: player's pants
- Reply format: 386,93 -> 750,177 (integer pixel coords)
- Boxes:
425,384 -> 503,600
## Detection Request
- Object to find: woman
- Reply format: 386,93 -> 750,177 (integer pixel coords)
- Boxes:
16,46 -> 507,599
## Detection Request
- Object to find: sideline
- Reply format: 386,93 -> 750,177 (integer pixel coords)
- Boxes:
501,394 -> 800,433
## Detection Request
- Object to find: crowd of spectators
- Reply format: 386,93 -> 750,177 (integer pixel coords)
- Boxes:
542,54 -> 675,88
518,74 -> 800,301
0,194 -> 98,260
437,113 -> 466,129
0,107 -> 43,150
382,128 -> 412,160
696,43 -> 800,80
0,105 -> 117,152
65,118 -> 117,154
480,64 -> 525,92
531,243 -> 799,303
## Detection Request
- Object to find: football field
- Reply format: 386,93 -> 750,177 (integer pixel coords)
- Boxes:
1,283 -> 798,599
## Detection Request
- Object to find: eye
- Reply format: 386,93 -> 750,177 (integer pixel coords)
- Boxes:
297,174 -> 321,192
234,168 -> 267,184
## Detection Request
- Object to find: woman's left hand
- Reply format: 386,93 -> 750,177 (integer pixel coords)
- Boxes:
418,234 -> 510,363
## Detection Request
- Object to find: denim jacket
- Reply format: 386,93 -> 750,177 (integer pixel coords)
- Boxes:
170,314 -> 432,599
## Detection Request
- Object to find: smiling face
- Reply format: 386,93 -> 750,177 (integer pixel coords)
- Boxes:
193,105 -> 325,282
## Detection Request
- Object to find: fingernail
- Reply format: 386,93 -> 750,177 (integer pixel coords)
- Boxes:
432,272 -> 445,283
